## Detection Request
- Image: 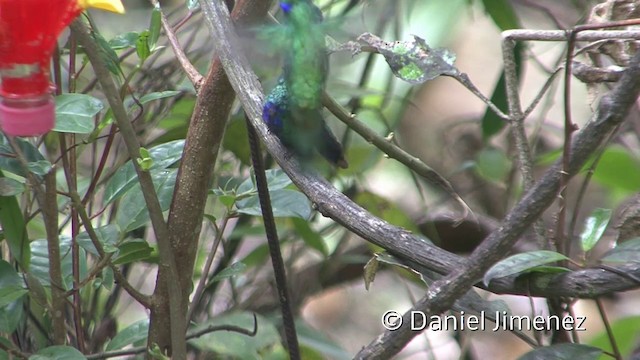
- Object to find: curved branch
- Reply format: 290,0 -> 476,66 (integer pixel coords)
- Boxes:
355,43 -> 640,360
198,0 -> 640,303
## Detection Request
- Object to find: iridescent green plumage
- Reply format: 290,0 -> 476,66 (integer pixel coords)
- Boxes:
280,0 -> 327,110
262,0 -> 348,169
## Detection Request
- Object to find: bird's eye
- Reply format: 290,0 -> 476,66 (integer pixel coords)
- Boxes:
279,2 -> 293,14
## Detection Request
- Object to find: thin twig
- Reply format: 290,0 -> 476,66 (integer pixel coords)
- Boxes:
149,0 -> 203,87
246,114 -> 300,359
70,19 -> 185,358
187,215 -> 229,322
322,92 -> 472,219
85,315 -> 258,360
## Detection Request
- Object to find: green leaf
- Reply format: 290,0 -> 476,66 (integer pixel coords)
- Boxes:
601,237 -> 640,264
30,237 -> 87,290
84,108 -> 114,144
189,312 -> 283,358
103,140 -> 184,205
105,319 -> 149,351
357,33 -> 458,84
218,194 -> 236,208
26,160 -> 52,175
236,189 -> 311,219
54,94 -> 103,134
354,191 -> 418,232
580,208 -> 612,252
0,136 -> 47,177
475,147 -> 512,183
0,173 -> 29,268
113,239 -> 153,265
149,3 -> 162,50
483,250 -> 569,286
98,267 -> 115,291
90,29 -> 122,76
265,169 -> 293,190
24,272 -> 49,309
292,218 -> 327,256
211,262 -> 247,283
480,0 -> 522,139
116,169 -> 177,232
481,0 -> 521,31
0,260 -> 26,308
108,31 -> 140,49
137,147 -> 153,171
0,297 -> 24,333
587,316 -> 640,358
296,321 -> 350,360
77,224 -> 120,256
139,91 -> 181,105
136,30 -> 151,62
0,177 -> 24,196
363,256 -> 379,290
222,116 -> 250,165
29,345 -> 87,360
240,243 -> 270,268
518,344 -> 601,360
590,146 -> 640,194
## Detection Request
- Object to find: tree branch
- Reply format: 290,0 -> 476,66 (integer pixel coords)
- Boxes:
69,19 -> 185,358
195,4 -> 640,356
355,44 -> 640,360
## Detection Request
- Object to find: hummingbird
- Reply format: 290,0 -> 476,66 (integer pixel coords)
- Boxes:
261,0 -> 348,169
263,78 -> 348,169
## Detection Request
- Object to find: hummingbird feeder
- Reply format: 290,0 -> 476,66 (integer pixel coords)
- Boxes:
0,0 -> 124,136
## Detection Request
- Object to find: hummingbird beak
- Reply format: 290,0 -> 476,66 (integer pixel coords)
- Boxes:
77,0 -> 125,13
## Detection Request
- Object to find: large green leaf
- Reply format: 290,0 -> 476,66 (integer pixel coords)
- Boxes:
116,168 -> 177,232
518,344 -> 601,360
292,218 -> 328,256
105,319 -> 149,351
236,189 -> 311,219
0,260 -> 27,308
0,298 -> 24,333
222,116 -> 250,166
587,316 -> 640,358
483,250 -> 569,286
76,224 -> 120,256
53,94 -> 103,134
30,237 -> 87,290
210,262 -> 247,283
579,208 -> 612,253
590,146 -> 640,195
0,171 -> 29,269
479,0 -> 522,139
108,31 -> 140,49
0,136 -> 48,177
189,312 -> 283,358
29,345 -> 87,360
354,191 -> 418,232
113,239 -> 153,265
91,29 -> 122,77
296,321 -> 350,360
139,91 -> 181,105
0,177 -> 24,196
103,140 -> 184,205
475,147 -> 512,183
601,237 -> 640,264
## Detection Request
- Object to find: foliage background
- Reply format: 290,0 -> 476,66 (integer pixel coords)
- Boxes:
2,0 -> 640,359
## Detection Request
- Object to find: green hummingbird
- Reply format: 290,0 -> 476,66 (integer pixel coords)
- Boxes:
262,0 -> 348,169
263,78 -> 348,168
